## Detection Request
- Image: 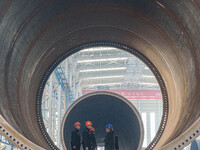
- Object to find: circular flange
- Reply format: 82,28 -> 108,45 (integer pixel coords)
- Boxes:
60,91 -> 144,150
36,41 -> 168,150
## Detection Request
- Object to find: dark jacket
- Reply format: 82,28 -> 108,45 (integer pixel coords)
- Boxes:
115,136 -> 119,150
82,128 -> 92,150
90,131 -> 97,150
71,129 -> 81,150
104,131 -> 115,150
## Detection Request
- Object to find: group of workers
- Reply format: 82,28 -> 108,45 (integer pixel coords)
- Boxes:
71,121 -> 119,150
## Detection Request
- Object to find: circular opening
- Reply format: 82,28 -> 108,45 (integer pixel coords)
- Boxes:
61,91 -> 144,150
38,42 -> 168,150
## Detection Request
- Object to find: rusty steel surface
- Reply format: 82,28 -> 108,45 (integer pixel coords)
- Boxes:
0,0 -> 200,149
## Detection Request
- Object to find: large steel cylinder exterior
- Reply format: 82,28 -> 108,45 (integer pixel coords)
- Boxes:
0,0 -> 200,149
62,93 -> 143,150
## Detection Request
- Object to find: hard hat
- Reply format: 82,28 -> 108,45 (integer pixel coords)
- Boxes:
106,124 -> 113,129
74,122 -> 81,127
90,128 -> 95,132
85,121 -> 92,126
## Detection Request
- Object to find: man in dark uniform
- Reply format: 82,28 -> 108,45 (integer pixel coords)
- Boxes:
114,135 -> 119,150
102,124 -> 115,150
71,122 -> 81,150
82,121 -> 93,150
90,127 -> 97,150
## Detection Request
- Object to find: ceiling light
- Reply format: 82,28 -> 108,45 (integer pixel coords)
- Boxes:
81,47 -> 117,51
77,57 -> 128,63
82,82 -> 123,87
81,75 -> 124,80
142,75 -> 155,78
80,67 -> 126,72
139,82 -> 158,85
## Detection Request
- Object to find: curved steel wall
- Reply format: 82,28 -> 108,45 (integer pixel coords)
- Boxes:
0,0 -> 200,149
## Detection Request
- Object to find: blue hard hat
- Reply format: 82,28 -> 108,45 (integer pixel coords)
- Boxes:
106,124 -> 113,129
